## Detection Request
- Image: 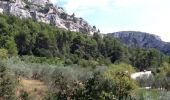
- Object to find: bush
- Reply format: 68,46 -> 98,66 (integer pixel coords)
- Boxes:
45,92 -> 58,100
0,48 -> 8,59
103,64 -> 138,99
5,57 -> 139,99
64,58 -> 73,65
19,90 -> 30,100
152,62 -> 170,90
0,61 -> 16,99
78,59 -> 89,67
48,66 -> 92,99
76,64 -> 138,99
133,89 -> 159,100
78,59 -> 99,68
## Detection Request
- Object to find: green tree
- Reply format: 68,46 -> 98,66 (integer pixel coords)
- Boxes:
153,62 -> 170,90
15,32 -> 32,55
5,38 -> 18,55
130,48 -> 164,71
103,64 -> 138,99
103,36 -> 129,63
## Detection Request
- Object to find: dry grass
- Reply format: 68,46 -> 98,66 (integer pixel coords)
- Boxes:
16,78 -> 48,100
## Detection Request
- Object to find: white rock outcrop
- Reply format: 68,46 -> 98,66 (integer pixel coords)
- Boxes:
0,0 -> 97,35
0,8 -> 3,14
130,71 -> 152,80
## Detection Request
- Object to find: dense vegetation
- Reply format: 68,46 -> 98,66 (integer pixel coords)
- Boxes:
0,14 -> 169,69
0,14 -> 170,99
0,61 -> 16,100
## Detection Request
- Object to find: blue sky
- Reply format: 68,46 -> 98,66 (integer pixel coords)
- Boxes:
50,0 -> 170,42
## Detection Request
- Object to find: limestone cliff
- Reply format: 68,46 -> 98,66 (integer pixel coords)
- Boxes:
0,0 -> 97,35
107,31 -> 170,55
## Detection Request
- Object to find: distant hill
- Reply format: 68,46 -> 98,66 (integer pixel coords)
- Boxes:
107,31 -> 170,55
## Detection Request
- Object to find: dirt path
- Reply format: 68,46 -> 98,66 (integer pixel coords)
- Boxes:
16,78 -> 48,100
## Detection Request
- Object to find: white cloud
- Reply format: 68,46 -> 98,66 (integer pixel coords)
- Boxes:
114,0 -> 145,7
135,0 -> 170,42
60,0 -> 110,16
102,0 -> 170,42
55,0 -> 170,42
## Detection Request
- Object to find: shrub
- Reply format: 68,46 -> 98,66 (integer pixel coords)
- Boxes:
152,62 -> 170,90
60,13 -> 67,20
0,61 -> 16,99
133,89 -> 159,100
45,92 -> 58,100
102,64 -> 138,99
76,64 -> 138,99
19,90 -> 30,100
0,48 -> 8,59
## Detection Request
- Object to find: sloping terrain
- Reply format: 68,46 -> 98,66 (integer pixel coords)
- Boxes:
0,0 -> 97,34
107,31 -> 170,55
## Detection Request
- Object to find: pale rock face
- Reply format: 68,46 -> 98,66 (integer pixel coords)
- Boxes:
57,7 -> 65,14
0,0 -> 97,35
0,8 -> 3,14
0,0 -> 31,18
8,2 -> 31,18
130,71 -> 152,80
30,0 -> 50,6
0,1 -> 9,13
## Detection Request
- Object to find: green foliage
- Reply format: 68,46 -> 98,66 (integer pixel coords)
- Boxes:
4,56 -> 170,99
78,59 -> 99,68
1,13 -> 170,99
76,64 -> 138,99
133,89 -> 159,100
21,56 -> 64,65
0,61 -> 16,100
133,89 -> 170,100
0,36 -> 18,55
0,14 -> 133,66
158,62 -> 170,77
102,36 -> 129,63
0,48 -> 8,59
5,38 -> 18,55
0,14 -> 168,69
103,64 -> 138,99
153,62 -> 170,90
107,63 -> 136,74
5,57 -> 139,99
45,92 -> 58,100
19,90 -> 30,100
129,48 -> 165,71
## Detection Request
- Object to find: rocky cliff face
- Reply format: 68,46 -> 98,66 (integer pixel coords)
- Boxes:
107,31 -> 170,55
0,0 -> 97,35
